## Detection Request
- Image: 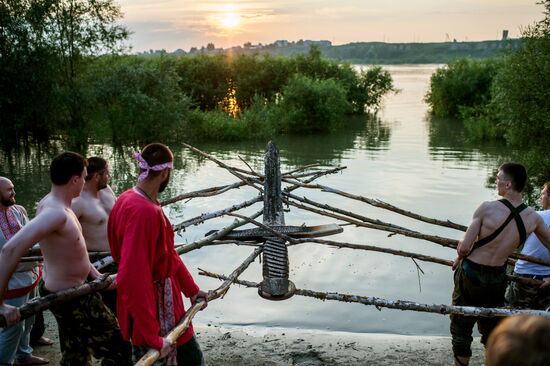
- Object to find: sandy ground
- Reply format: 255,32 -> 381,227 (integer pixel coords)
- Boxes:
35,311 -> 485,365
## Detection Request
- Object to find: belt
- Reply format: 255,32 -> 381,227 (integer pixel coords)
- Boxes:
4,267 -> 42,300
513,272 -> 549,281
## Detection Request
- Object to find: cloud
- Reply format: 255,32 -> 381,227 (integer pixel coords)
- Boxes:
116,0 -> 543,51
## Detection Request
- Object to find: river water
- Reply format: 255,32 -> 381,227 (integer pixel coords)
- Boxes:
1,65 -> 513,336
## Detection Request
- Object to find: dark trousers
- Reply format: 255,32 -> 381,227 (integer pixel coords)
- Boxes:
132,336 -> 206,366
450,259 -> 507,357
39,282 -> 132,366
29,311 -> 45,345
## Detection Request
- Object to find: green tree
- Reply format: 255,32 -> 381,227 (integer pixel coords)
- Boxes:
173,54 -> 230,110
490,0 -> 550,145
0,0 -> 61,149
425,58 -> 500,118
231,54 -> 290,110
87,56 -> 190,145
277,75 -> 349,133
0,0 -> 129,151
49,0 -> 129,150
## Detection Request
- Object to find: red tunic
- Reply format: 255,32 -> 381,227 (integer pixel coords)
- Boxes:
108,189 -> 199,350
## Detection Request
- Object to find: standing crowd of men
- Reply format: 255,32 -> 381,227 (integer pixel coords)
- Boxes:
0,147 -> 549,366
0,144 -> 207,366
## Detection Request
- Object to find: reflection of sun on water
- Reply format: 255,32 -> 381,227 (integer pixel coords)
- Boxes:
220,82 -> 240,117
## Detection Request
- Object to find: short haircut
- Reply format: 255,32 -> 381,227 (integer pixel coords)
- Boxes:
499,163 -> 527,192
50,152 -> 87,185
485,315 -> 550,366
85,157 -> 107,181
140,143 -> 173,179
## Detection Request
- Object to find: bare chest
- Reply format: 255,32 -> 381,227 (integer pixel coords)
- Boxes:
80,202 -> 109,226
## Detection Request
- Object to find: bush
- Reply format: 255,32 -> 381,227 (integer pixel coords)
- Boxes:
173,54 -> 231,110
277,75 -> 349,133
491,36 -> 550,145
87,56 -> 191,145
425,58 -> 501,118
461,103 -> 503,141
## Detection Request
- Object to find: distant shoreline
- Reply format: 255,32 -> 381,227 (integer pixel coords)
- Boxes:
139,39 -> 522,65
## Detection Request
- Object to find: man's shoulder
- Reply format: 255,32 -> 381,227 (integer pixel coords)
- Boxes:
477,200 -> 500,213
537,209 -> 550,222
115,190 -> 158,212
99,187 -> 116,207
13,204 -> 28,216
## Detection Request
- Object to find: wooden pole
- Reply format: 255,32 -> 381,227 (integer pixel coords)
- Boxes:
286,239 -> 541,286
160,181 -> 248,206
285,191 -> 413,232
282,179 -> 467,231
283,166 -> 346,181
281,164 -> 321,176
182,143 -> 263,193
172,196 -> 262,233
135,247 -> 263,366
199,271 -> 550,318
284,197 -> 550,267
284,167 -> 347,193
0,275 -> 114,327
21,251 -> 112,263
176,210 -> 263,255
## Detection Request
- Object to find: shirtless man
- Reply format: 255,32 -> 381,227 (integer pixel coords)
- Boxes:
0,152 -> 131,366
71,157 -> 115,252
450,163 -> 550,366
71,157 -> 119,314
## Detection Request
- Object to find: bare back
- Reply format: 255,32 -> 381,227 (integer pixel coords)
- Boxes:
72,187 -> 115,252
467,200 -> 542,266
38,194 -> 91,291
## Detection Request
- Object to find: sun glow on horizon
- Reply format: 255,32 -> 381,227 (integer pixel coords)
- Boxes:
215,4 -> 241,30
220,12 -> 241,29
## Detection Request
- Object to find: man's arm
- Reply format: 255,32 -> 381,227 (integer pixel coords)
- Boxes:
534,214 -> 550,251
452,203 -> 484,270
70,197 -> 83,219
533,215 -> 550,289
0,208 -> 65,325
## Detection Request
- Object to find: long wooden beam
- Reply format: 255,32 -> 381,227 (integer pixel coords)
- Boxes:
135,247 -> 263,366
284,197 -> 550,267
199,271 -> 550,318
282,179 -> 468,231
0,275 -> 114,327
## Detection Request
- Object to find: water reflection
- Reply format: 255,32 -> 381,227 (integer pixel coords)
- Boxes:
427,116 -> 550,206
427,116 -> 505,162
220,82 -> 241,117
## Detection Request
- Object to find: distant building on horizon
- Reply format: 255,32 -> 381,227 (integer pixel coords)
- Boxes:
502,30 -> 509,41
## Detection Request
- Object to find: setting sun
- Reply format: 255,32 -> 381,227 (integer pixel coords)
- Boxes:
219,12 -> 241,29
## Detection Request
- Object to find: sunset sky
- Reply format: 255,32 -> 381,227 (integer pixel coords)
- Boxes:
117,0 -> 544,52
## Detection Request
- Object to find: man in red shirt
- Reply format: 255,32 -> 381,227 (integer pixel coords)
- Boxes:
108,143 -> 208,365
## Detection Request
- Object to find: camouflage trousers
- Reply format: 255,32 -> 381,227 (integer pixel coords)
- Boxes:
132,336 -> 206,366
450,258 -> 507,358
505,272 -> 550,311
39,282 -> 132,366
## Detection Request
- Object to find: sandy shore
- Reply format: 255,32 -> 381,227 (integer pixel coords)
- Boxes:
35,311 -> 485,365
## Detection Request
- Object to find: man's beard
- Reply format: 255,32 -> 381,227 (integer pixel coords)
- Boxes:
1,197 -> 15,206
159,175 -> 170,193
